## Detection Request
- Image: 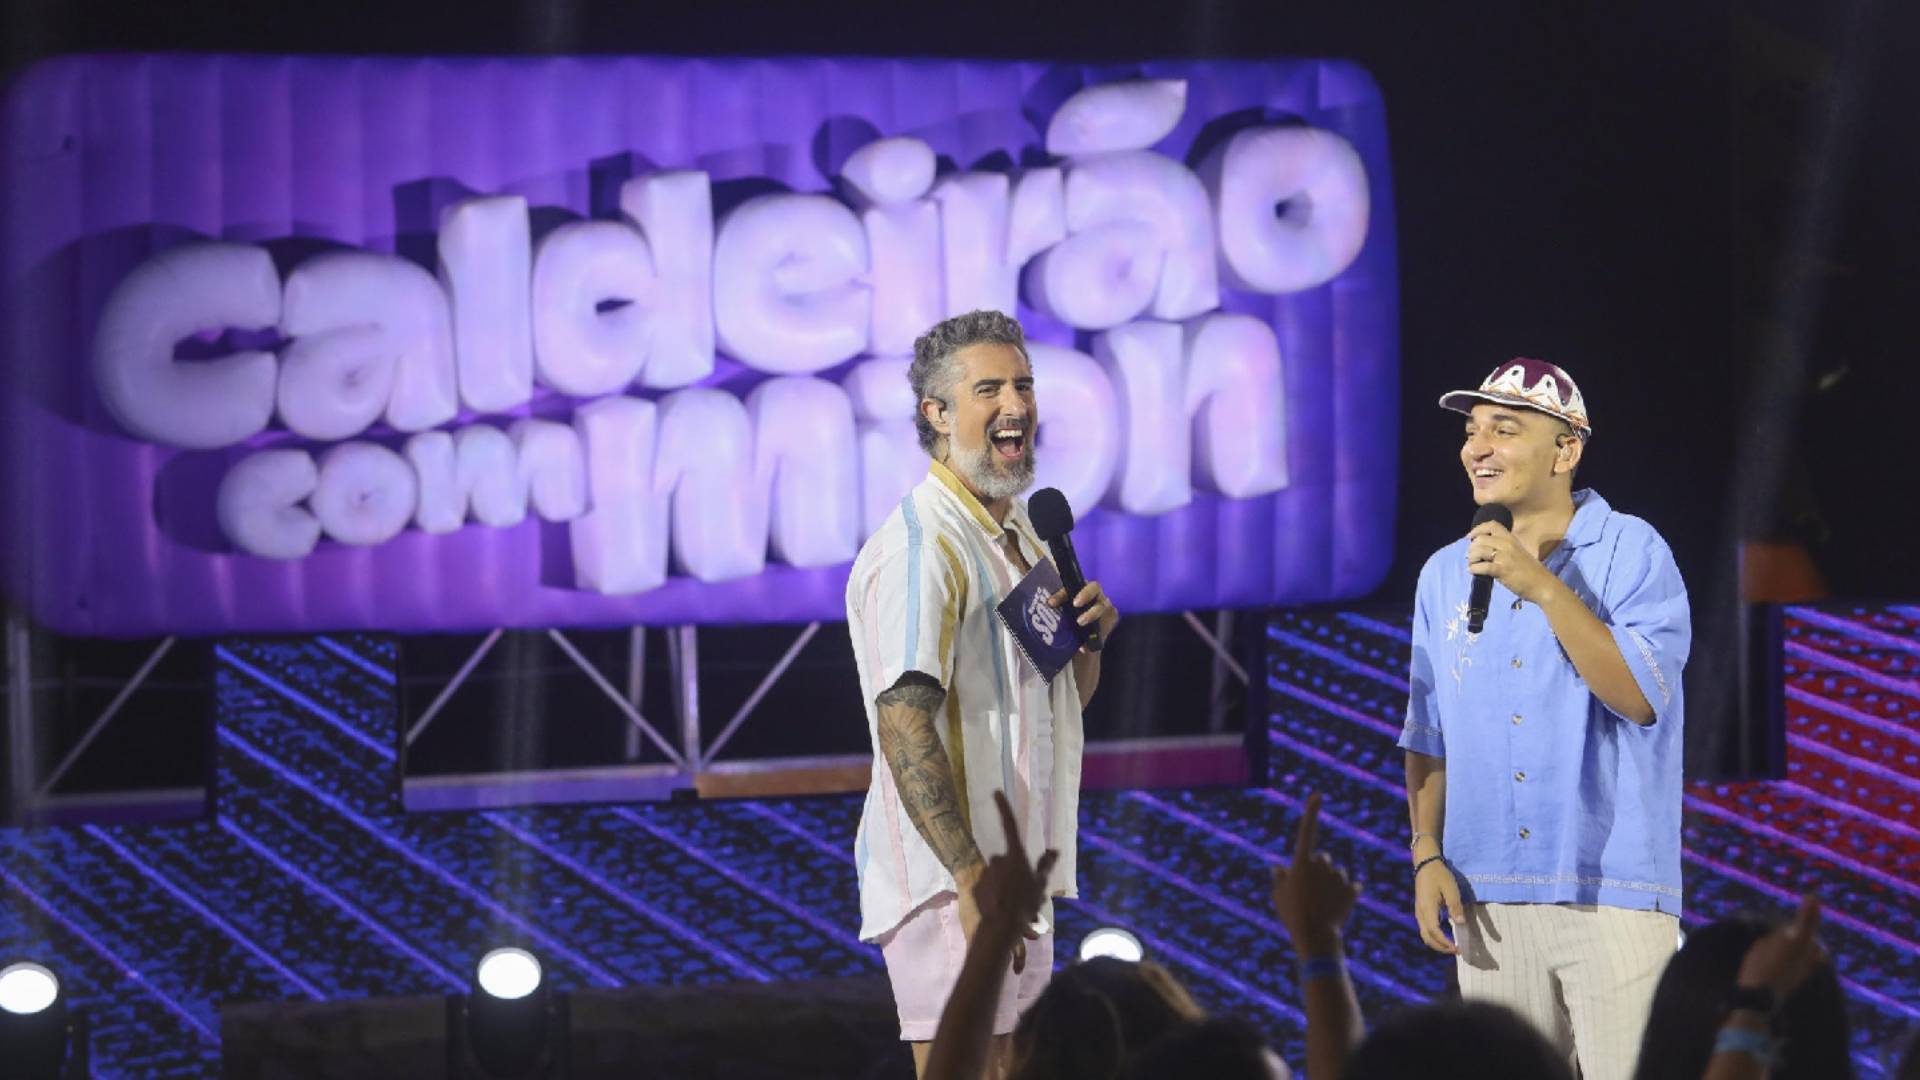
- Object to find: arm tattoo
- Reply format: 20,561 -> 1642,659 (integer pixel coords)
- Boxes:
875,675 -> 983,877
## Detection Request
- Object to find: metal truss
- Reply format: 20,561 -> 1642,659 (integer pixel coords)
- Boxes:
400,621 -> 833,810
5,603 -> 1252,815
4,606 -> 203,824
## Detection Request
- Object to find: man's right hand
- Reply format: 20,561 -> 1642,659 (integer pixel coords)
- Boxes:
1414,855 -> 1464,955
955,859 -> 985,945
954,792 -> 1057,972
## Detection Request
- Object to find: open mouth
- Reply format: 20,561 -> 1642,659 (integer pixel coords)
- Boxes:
991,426 -> 1028,461
1471,467 -> 1503,485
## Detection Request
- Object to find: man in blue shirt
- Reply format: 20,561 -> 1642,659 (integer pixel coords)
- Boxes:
1399,358 -> 1690,1080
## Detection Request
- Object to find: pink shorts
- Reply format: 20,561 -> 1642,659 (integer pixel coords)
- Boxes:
877,893 -> 1054,1042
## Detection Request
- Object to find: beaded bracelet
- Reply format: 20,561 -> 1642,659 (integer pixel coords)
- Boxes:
1711,1026 -> 1780,1069
1413,853 -> 1446,878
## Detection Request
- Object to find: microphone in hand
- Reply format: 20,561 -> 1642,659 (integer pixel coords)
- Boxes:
1466,503 -> 1513,635
1028,487 -> 1102,653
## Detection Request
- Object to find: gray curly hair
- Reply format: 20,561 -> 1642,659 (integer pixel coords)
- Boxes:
907,310 -> 1030,455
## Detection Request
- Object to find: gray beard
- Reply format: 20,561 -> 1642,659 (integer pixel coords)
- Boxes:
950,441 -> 1035,501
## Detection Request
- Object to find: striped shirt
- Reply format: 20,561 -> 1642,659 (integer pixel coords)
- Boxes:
848,460 -> 1084,942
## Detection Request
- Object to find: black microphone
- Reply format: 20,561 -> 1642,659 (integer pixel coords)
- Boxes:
1027,487 -> 1102,653
1466,503 -> 1514,635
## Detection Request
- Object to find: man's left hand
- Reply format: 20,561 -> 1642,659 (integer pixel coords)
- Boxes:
1049,580 -> 1120,652
1466,521 -> 1556,605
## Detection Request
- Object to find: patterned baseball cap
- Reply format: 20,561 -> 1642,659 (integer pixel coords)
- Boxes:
1439,358 -> 1591,438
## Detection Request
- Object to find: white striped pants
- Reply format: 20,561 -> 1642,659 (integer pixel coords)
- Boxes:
1455,902 -> 1678,1080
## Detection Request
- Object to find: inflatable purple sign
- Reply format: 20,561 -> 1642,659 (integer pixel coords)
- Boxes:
0,56 -> 1398,636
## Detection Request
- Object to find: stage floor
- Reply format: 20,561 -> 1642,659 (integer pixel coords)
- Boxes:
2,605 -> 1915,1076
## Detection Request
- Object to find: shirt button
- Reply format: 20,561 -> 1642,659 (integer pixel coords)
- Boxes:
1514,770 -> 1526,782
1511,599 -> 1523,611
1519,827 -> 1531,839
1511,713 -> 1523,725
1511,657 -> 1523,669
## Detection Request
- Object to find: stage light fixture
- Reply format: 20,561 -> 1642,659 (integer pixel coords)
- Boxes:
0,962 -> 60,1016
0,961 -> 88,1079
1077,927 -> 1145,963
448,947 -> 569,1079
476,948 -> 542,1001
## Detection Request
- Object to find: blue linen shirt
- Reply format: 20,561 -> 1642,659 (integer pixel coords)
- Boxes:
1397,489 -> 1690,916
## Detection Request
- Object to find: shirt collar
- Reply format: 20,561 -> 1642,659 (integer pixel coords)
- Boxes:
927,459 -> 1005,538
1561,488 -> 1611,548
1003,497 -> 1043,554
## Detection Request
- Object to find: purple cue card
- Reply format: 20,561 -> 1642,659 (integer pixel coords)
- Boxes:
995,559 -> 1090,683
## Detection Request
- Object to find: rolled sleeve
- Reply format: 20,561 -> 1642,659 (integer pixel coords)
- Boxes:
1399,581 -> 1447,757
862,511 -> 965,691
1602,536 -> 1691,726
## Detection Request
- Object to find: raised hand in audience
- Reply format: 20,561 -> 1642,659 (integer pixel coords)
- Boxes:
1270,793 -> 1363,1080
1700,894 -> 1830,1080
925,790 -> 1058,1080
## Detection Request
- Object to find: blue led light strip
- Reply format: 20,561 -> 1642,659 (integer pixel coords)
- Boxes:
1266,728 -> 1406,795
216,645 -> 395,762
1680,845 -> 1920,969
1785,639 -> 1920,699
1133,790 -> 1393,862
608,806 -> 875,958
1237,790 -> 1405,859
736,803 -> 856,864
1784,686 -> 1920,753
218,727 -> 621,987
1785,727 -> 1920,792
1776,780 -> 1920,842
1789,608 -> 1920,658
1332,612 -> 1412,644
1683,795 -> 1919,902
0,860 -> 218,1043
1078,829 -> 1423,1002
745,803 -> 1308,1026
1266,626 -> 1410,691
480,812 -> 773,983
1268,677 -> 1401,740
1119,790 -> 1421,934
216,818 -> 467,992
313,636 -> 398,686
81,825 -> 327,999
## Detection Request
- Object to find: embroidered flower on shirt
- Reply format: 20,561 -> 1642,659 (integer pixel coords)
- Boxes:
1446,600 -> 1480,686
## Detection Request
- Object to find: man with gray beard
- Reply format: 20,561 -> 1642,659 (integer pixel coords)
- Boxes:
846,310 -> 1120,1077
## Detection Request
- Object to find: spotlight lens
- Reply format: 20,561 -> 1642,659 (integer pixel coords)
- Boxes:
476,948 -> 542,1000
0,962 -> 59,1015
1078,927 -> 1144,963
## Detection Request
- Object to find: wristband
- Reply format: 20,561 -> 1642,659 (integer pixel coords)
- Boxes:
1711,1026 -> 1780,1068
1408,831 -> 1438,850
1413,854 -> 1446,878
1298,955 -> 1345,984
